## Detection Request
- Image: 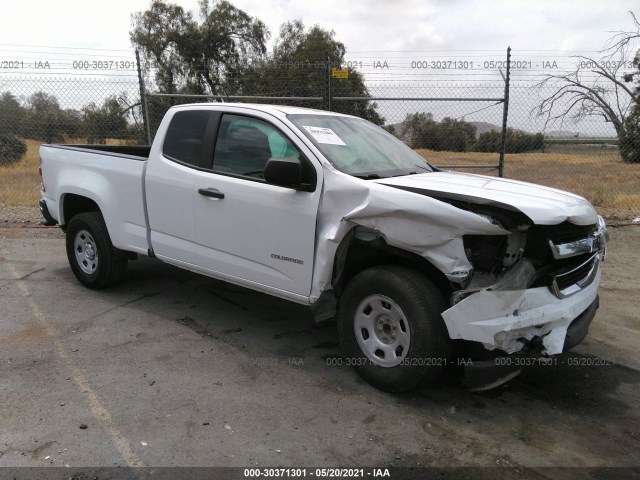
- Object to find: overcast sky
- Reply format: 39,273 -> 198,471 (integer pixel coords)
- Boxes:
2,0 -> 637,135
2,0 -> 637,54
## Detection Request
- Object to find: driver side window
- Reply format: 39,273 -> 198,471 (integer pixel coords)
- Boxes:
212,114 -> 301,179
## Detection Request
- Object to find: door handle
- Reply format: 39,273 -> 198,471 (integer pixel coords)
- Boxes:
198,188 -> 225,199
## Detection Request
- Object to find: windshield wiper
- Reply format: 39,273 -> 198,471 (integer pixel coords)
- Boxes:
353,173 -> 382,179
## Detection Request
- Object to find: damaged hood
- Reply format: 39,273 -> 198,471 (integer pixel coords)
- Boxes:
374,171 -> 598,226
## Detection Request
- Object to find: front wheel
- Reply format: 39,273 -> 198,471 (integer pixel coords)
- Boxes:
65,212 -> 127,289
337,266 -> 452,392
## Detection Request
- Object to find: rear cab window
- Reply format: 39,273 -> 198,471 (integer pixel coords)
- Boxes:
162,110 -> 219,169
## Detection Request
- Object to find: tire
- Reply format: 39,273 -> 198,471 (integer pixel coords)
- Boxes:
337,265 -> 452,392
65,212 -> 127,289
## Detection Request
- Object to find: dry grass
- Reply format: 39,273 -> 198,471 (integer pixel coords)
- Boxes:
1,139 -> 43,206
419,149 -> 640,211
1,141 -> 638,212
0,138 -> 127,207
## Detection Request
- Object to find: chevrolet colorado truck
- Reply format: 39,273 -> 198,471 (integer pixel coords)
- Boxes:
39,103 -> 607,391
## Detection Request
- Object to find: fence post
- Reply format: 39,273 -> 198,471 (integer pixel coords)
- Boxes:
498,46 -> 511,177
325,52 -> 331,111
135,49 -> 152,145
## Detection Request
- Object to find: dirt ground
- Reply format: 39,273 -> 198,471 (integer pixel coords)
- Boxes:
0,223 -> 638,478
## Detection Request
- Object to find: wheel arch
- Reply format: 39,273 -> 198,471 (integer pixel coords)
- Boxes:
332,226 -> 453,301
60,193 -> 101,227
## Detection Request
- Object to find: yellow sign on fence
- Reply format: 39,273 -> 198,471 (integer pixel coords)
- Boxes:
331,68 -> 349,79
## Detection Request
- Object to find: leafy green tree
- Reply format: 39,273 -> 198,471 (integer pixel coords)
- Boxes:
59,109 -> 83,139
131,4 -> 382,125
130,0 -> 194,93
82,96 -> 129,144
243,20 -> 383,124
21,92 -> 66,143
397,112 -> 438,148
0,92 -> 25,136
620,113 -> 640,163
473,130 -> 501,153
438,117 -> 476,152
17,92 -> 82,142
619,18 -> 640,163
131,0 -> 268,96
397,113 -> 476,151
182,0 -> 269,95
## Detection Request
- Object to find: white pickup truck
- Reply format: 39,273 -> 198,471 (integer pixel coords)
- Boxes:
39,103 -> 607,391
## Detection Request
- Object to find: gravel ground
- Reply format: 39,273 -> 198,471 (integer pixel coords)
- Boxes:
0,205 -> 43,225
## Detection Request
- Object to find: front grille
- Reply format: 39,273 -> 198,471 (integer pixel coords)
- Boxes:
551,253 -> 599,298
555,259 -> 595,290
539,222 -> 597,244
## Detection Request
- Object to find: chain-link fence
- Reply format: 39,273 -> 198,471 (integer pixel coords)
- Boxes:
1,46 -> 638,225
502,83 -> 635,215
0,54 -> 144,222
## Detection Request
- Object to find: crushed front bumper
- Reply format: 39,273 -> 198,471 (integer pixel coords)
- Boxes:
563,295 -> 599,351
462,296 -> 599,391
442,267 -> 601,356
445,217 -> 606,391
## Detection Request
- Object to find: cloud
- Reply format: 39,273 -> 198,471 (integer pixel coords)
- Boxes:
1,0 -> 637,55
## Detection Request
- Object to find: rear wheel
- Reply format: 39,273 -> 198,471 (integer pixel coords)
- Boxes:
65,212 -> 127,289
338,265 -> 452,392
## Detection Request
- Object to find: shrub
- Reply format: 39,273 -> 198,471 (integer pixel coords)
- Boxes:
397,113 -> 477,152
0,133 -> 27,165
474,128 -> 544,153
619,115 -> 640,163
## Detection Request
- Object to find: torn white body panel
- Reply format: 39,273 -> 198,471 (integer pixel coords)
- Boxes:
309,168 -> 509,300
442,269 -> 600,355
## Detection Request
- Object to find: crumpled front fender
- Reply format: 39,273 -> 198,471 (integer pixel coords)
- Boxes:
310,169 -> 508,300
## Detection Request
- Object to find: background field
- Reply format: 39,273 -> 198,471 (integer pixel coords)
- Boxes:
1,139 -> 638,219
0,138 -> 127,207
418,147 -> 640,215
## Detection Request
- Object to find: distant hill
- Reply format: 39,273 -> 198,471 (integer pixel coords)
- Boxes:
469,121 -> 501,136
546,130 -> 581,138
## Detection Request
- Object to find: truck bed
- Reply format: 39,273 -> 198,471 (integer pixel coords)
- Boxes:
43,144 -> 151,160
40,143 -> 151,255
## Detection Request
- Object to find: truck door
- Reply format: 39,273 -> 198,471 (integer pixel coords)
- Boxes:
192,111 -> 322,297
145,109 -> 219,267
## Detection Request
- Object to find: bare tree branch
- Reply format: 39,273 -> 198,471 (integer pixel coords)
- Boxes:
602,11 -> 640,58
533,11 -> 640,162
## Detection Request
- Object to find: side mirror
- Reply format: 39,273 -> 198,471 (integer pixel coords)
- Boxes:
264,157 -> 302,188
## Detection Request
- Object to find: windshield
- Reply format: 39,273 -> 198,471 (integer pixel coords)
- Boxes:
287,114 -> 433,179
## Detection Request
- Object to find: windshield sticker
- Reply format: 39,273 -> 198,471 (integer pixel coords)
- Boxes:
302,126 -> 347,146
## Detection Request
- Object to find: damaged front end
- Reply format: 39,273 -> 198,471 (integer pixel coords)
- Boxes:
442,212 -> 608,389
312,167 -> 608,390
